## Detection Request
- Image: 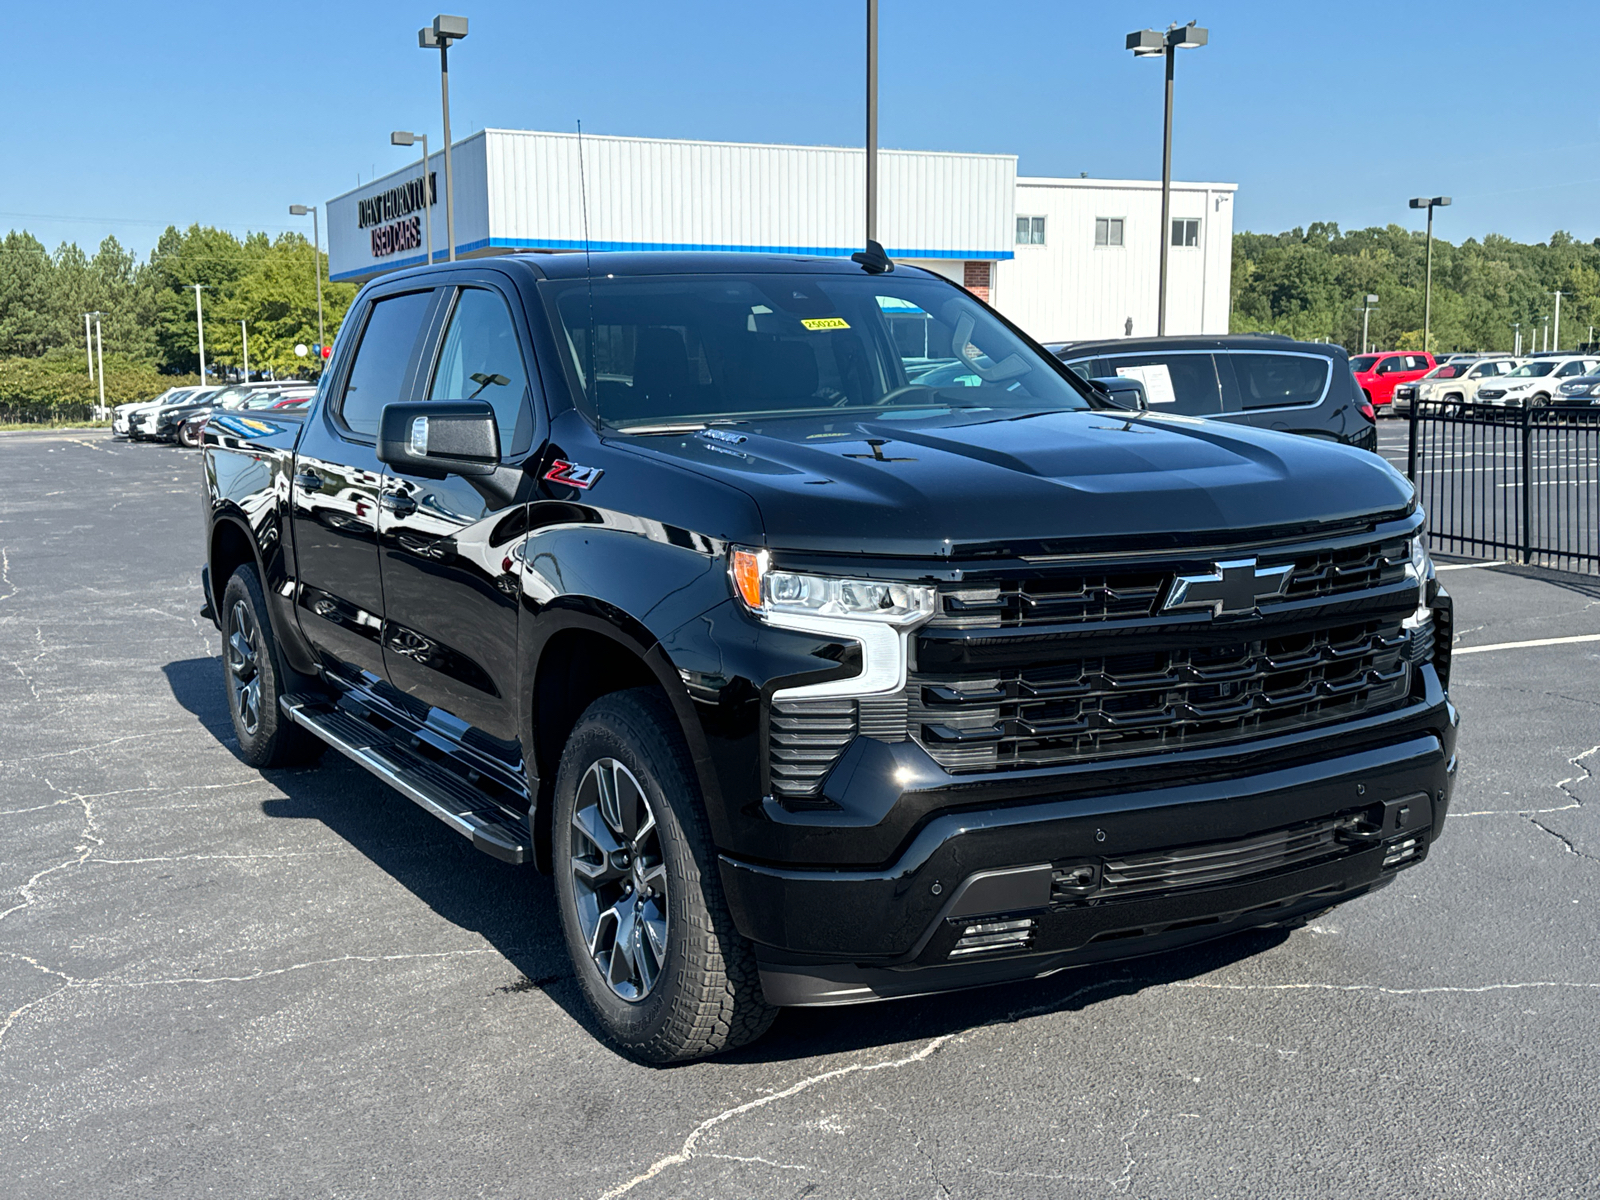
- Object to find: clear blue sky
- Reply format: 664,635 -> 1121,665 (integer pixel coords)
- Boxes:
7,0 -> 1598,259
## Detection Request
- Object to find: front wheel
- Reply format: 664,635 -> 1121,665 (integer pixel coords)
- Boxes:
177,422 -> 201,448
220,565 -> 323,769
553,689 -> 776,1063
1531,392 -> 1550,408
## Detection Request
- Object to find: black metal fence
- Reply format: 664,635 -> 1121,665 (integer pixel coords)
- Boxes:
1407,400 -> 1600,575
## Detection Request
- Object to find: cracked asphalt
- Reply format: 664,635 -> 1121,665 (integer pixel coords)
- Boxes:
3,427 -> 1598,1200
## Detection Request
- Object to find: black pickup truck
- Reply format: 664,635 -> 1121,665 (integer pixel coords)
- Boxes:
201,251 -> 1458,1062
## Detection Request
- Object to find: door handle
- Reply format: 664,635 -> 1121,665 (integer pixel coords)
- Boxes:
294,471 -> 324,493
381,492 -> 418,516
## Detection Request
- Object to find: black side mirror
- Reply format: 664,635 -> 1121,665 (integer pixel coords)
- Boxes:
1089,376 -> 1149,411
377,402 -> 500,477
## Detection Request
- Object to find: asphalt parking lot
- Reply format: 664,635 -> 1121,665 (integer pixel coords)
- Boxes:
3,428 -> 1599,1200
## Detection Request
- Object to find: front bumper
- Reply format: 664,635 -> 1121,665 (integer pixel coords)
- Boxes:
725,687 -> 1457,1007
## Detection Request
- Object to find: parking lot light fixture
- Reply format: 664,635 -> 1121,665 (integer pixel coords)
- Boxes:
289,205 -> 325,369
1362,293 -> 1379,354
1127,21 -> 1208,336
1408,196 -> 1450,355
419,15 -> 468,262
391,130 -> 433,265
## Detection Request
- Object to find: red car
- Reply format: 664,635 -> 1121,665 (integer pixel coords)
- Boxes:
1350,351 -> 1436,412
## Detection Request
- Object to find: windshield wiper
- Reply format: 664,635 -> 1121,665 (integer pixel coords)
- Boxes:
611,422 -> 708,435
609,419 -> 748,436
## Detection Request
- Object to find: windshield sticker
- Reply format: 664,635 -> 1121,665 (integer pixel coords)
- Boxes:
801,317 -> 850,332
1115,363 -> 1178,406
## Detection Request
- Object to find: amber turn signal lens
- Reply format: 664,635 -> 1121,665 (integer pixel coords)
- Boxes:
731,549 -> 764,609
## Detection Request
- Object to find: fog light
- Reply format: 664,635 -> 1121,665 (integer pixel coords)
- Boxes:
950,917 -> 1035,958
1382,835 -> 1422,869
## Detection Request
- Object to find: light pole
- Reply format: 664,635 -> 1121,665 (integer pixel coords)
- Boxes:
240,320 -> 249,382
391,130 -> 433,264
288,205 -> 325,367
190,285 -> 209,387
1127,20 -> 1208,337
1511,322 -> 1521,357
88,311 -> 107,420
1542,314 -> 1551,352
1361,293 -> 1379,353
83,313 -> 95,383
1549,290 -> 1567,352
1408,196 -> 1450,355
418,15 -> 468,263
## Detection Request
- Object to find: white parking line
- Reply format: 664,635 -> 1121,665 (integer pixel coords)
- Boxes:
1455,633 -> 1600,656
1435,561 -> 1505,571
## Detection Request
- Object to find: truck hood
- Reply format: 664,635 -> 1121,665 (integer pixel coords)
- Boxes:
614,408 -> 1413,557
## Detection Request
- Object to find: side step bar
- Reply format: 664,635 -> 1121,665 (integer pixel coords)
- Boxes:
280,694 -> 532,865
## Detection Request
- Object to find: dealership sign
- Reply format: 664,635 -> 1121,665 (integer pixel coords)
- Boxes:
359,173 -> 437,258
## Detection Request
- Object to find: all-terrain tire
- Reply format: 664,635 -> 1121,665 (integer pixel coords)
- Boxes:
552,688 -> 776,1063
219,564 -> 323,769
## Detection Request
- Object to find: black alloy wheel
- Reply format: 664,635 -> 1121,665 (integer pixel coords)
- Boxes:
552,688 -> 776,1063
219,565 -> 322,769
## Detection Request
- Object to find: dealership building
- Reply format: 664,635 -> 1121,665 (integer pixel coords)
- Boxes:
327,128 -> 1235,343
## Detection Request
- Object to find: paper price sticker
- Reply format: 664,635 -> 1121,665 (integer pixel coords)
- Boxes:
801,317 -> 851,331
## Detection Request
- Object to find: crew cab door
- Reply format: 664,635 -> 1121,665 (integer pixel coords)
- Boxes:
291,286 -> 436,682
376,278 -> 540,744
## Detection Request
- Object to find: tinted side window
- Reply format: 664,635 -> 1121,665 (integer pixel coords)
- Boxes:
1230,353 -> 1331,410
1376,356 -> 1403,374
339,291 -> 434,436
1097,353 -> 1223,415
1406,355 -> 1431,370
427,287 -> 532,454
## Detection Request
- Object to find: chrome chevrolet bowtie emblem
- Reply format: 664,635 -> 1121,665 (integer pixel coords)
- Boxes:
1162,558 -> 1292,617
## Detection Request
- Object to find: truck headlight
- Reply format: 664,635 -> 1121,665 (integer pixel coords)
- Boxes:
731,549 -> 935,624
730,548 -> 936,699
1402,530 -> 1434,630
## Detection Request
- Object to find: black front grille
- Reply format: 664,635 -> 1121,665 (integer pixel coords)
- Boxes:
912,617 -> 1411,772
930,535 -> 1408,629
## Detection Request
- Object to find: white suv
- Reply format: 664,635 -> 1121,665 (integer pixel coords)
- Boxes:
1476,356 -> 1600,407
1411,356 -> 1517,408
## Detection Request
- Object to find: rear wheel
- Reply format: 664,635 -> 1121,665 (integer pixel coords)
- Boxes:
220,565 -> 323,769
553,688 -> 776,1063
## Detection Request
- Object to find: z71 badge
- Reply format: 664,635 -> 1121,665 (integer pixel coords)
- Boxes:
543,459 -> 604,490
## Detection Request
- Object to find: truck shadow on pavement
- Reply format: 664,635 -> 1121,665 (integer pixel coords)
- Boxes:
165,654 -> 1291,1067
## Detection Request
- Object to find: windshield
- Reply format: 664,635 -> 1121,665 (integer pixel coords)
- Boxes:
1425,364 -> 1466,379
1350,355 -> 1378,372
1507,361 -> 1557,378
544,271 -> 1092,430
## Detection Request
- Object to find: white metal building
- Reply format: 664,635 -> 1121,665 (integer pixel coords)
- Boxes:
327,129 -> 1234,342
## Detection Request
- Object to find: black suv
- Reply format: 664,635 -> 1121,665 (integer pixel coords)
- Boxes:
201,253 -> 1456,1062
1046,334 -> 1378,453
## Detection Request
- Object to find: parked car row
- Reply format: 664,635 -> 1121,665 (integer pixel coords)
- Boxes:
1390,352 -> 1600,414
111,382 -> 317,447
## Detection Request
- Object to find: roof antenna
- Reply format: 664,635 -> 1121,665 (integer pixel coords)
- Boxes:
576,119 -> 598,404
